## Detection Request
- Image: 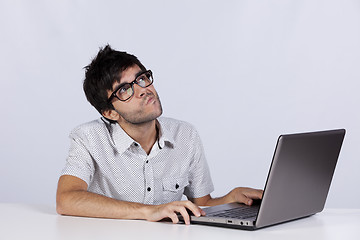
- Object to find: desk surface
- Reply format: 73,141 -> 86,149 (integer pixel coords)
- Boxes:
1,203 -> 359,240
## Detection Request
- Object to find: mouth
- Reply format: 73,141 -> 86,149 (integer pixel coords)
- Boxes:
146,96 -> 155,105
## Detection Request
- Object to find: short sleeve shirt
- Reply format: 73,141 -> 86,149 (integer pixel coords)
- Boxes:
61,117 -> 214,205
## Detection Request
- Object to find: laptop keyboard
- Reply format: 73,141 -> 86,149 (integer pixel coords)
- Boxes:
207,206 -> 259,219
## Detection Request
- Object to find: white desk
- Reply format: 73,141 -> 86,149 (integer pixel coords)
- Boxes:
1,204 -> 359,240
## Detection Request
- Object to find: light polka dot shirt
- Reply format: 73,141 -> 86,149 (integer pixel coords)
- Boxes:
61,117 -> 214,205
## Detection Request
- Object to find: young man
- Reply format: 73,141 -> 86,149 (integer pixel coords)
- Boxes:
56,45 -> 263,225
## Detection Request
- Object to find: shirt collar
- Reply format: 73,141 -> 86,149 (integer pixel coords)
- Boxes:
110,121 -> 136,155
104,117 -> 175,155
156,118 -> 175,149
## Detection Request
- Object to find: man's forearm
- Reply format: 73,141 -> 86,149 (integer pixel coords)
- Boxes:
204,194 -> 233,206
56,190 -> 151,219
56,175 -> 205,224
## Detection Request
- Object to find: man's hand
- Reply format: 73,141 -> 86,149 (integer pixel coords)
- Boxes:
229,187 -> 263,206
191,187 -> 263,207
145,200 -> 205,225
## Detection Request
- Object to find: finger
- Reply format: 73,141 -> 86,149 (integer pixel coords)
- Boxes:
168,212 -> 179,224
245,197 -> 253,206
183,201 -> 202,217
244,189 -> 264,199
177,207 -> 190,225
242,189 -> 264,205
234,193 -> 253,205
259,189 -> 264,198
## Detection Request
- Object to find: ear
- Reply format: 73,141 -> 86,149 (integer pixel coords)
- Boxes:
102,109 -> 120,122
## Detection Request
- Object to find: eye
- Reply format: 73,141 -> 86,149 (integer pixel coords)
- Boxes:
118,86 -> 128,94
115,83 -> 133,100
126,87 -> 132,95
136,75 -> 147,87
117,84 -> 131,95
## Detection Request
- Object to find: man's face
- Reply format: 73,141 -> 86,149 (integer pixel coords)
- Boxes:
106,65 -> 163,125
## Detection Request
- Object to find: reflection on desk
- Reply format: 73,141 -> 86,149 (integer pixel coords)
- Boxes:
1,204 -> 359,240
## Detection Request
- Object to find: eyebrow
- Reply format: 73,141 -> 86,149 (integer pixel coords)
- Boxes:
134,70 -> 145,79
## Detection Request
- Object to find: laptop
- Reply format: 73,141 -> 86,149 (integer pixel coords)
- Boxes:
183,129 -> 345,230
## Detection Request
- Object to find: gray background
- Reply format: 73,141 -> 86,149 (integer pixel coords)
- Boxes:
1,0 -> 359,208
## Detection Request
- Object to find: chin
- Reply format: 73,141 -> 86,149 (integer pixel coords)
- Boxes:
126,111 -> 163,125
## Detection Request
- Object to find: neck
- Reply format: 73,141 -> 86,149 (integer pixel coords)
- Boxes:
118,119 -> 158,155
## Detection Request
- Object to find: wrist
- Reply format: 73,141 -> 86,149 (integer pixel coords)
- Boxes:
140,204 -> 157,221
226,188 -> 238,203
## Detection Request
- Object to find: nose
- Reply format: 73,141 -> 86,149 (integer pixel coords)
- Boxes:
133,83 -> 150,98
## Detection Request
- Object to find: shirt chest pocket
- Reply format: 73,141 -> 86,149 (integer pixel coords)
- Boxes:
161,177 -> 189,202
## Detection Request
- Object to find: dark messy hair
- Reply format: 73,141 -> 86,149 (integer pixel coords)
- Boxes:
83,44 -> 146,119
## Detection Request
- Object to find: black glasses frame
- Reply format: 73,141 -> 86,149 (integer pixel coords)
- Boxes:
108,70 -> 153,102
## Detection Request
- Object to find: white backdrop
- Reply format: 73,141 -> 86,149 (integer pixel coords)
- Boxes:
1,0 -> 359,208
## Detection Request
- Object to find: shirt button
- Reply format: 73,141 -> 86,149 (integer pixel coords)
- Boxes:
134,143 -> 139,147
146,160 -> 149,163
175,184 -> 179,189
147,187 -> 151,192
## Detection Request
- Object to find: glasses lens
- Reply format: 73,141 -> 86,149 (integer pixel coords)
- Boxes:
116,83 -> 133,101
136,71 -> 153,88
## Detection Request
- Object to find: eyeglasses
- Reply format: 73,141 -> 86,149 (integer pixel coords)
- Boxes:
108,70 -> 153,102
